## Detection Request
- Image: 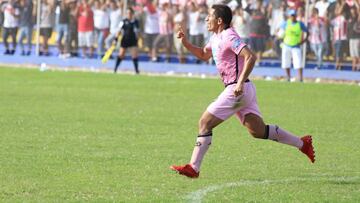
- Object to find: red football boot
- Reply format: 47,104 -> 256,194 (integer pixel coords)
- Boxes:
170,164 -> 199,178
300,135 -> 315,163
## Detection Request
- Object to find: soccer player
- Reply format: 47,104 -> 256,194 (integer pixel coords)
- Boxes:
170,4 -> 315,179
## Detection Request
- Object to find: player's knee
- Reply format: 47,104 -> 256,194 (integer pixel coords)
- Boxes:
248,129 -> 264,139
198,117 -> 213,134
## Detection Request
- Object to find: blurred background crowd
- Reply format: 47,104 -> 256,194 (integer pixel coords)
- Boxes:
0,0 -> 359,71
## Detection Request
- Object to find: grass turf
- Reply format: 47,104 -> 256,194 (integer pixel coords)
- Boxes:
0,67 -> 359,202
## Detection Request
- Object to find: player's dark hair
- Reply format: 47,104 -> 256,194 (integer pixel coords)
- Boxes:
312,7 -> 319,14
211,4 -> 232,29
127,7 -> 134,14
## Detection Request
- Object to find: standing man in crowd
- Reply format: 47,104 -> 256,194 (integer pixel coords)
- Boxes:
308,8 -> 326,70
171,4 -> 315,178
68,0 -> 79,57
18,0 -> 33,56
56,0 -> 70,58
39,0 -> 54,56
104,0 -> 122,56
173,3 -> 187,63
139,0 -> 159,59
281,9 -> 308,82
93,0 -> 110,58
77,0 -> 95,58
348,6 -> 360,71
1,0 -> 20,55
331,2 -> 347,70
246,0 -> 269,65
151,2 -> 173,62
188,2 -> 206,64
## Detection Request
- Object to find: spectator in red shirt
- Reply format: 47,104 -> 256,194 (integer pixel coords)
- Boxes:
287,0 -> 304,10
247,0 -> 269,65
77,0 -> 95,58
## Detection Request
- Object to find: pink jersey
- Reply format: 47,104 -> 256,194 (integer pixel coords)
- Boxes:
159,11 -> 173,35
331,15 -> 347,41
205,27 -> 247,86
308,17 -> 326,44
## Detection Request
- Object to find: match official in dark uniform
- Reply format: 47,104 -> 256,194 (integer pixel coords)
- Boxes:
114,7 -> 140,74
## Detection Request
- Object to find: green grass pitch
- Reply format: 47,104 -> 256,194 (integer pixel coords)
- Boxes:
0,67 -> 360,202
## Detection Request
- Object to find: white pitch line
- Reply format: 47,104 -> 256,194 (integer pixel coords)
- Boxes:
185,176 -> 360,203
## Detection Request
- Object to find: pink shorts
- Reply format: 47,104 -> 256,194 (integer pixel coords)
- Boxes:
206,81 -> 262,124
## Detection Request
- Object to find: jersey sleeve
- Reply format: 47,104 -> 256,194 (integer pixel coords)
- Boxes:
300,22 -> 308,32
228,33 -> 247,55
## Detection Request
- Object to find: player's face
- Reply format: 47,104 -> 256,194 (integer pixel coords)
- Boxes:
206,8 -> 219,32
127,10 -> 133,19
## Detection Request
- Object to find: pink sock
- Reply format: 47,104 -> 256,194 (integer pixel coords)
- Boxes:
268,125 -> 303,148
190,132 -> 212,172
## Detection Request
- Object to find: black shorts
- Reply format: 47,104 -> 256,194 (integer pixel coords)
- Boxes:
249,37 -> 266,52
121,37 -> 137,48
40,28 -> 53,38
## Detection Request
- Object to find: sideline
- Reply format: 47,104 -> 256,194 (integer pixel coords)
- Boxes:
1,64 -> 359,85
185,176 -> 360,203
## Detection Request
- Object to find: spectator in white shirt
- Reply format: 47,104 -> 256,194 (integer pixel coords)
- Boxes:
151,2 -> 173,62
1,0 -> 20,55
315,0 -> 330,18
187,2 -> 206,63
173,3 -> 187,63
233,6 -> 250,44
139,0 -> 160,58
104,0 -> 122,52
39,0 -> 55,56
93,0 -> 110,57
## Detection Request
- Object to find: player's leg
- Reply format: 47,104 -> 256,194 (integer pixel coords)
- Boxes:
350,39 -> 356,71
26,26 -> 33,55
281,45 -> 292,81
190,111 -> 223,171
11,28 -> 18,54
88,31 -> 95,58
114,47 -> 126,73
151,34 -> 162,61
292,47 -> 303,82
130,47 -> 139,74
43,35 -> 49,55
105,33 -> 115,50
56,25 -> 64,55
335,40 -> 342,70
171,85 -> 241,178
78,32 -> 85,57
243,113 -> 302,146
170,111 -> 223,178
243,113 -> 315,163
237,82 -> 315,163
18,27 -> 25,54
356,40 -> 360,71
3,28 -> 10,54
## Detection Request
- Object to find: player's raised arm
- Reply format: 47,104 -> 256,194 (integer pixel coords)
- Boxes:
177,26 -> 212,61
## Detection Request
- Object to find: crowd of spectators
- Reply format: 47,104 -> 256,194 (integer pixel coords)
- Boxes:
0,0 -> 359,71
